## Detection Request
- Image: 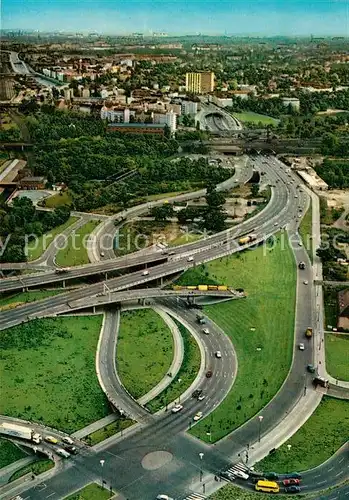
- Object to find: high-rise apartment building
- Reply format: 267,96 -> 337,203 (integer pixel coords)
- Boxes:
185,72 -> 215,94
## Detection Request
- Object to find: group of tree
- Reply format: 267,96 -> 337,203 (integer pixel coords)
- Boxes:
316,158 -> 349,188
0,197 -> 70,262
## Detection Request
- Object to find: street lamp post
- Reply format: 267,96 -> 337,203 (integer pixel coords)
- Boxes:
199,452 -> 204,482
100,459 -> 105,488
258,415 -> 264,443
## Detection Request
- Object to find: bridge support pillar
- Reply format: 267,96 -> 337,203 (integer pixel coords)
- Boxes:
93,306 -> 96,313
160,276 -> 163,286
105,272 -> 108,280
62,280 -> 66,289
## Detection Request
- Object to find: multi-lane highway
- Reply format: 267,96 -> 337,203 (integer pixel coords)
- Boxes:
1,155 -> 348,500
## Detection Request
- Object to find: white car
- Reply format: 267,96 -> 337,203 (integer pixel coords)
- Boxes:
303,280 -> 308,285
234,470 -> 249,480
299,343 -> 305,351
142,270 -> 149,276
187,256 -> 194,262
157,496 -> 174,500
62,436 -> 74,445
171,404 -> 183,414
202,328 -> 210,335
193,411 -> 203,421
215,351 -> 222,359
198,394 -> 206,401
298,241 -> 303,246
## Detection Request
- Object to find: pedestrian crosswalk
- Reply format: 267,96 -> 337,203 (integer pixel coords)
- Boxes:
184,494 -> 207,500
222,461 -> 250,480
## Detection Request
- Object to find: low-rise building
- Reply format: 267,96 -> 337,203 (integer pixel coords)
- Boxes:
181,101 -> 198,115
282,97 -> 300,111
19,176 -> 47,190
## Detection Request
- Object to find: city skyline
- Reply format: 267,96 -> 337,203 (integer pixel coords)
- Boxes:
3,0 -> 349,36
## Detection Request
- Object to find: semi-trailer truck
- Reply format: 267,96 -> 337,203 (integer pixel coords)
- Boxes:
238,234 -> 257,245
0,422 -> 42,444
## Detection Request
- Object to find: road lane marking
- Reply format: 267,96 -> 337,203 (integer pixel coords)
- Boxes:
313,474 -> 321,478
46,494 -> 55,498
328,466 -> 334,472
339,457 -> 344,463
335,471 -> 343,477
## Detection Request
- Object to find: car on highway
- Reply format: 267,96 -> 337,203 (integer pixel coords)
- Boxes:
192,389 -> 203,399
298,241 -> 303,246
252,477 -> 267,484
285,472 -> 302,479
142,270 -> 149,276
198,393 -> 206,401
206,370 -> 213,378
234,470 -> 249,480
187,256 -> 194,262
56,447 -> 70,458
274,222 -> 278,226
215,350 -> 222,358
298,343 -> 305,351
100,251 -> 105,257
283,478 -> 301,486
62,436 -> 74,445
265,472 -> 279,480
285,485 -> 301,493
156,495 -> 174,500
307,364 -> 316,373
221,471 -> 235,481
202,328 -> 210,334
303,280 -> 308,285
63,445 -> 78,455
171,404 -> 183,414
193,411 -> 203,421
45,435 -> 58,444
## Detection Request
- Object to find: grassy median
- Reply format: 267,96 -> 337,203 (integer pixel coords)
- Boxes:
176,233 -> 296,442
0,290 -> 63,311
146,318 -> 201,413
0,439 -> 27,469
299,202 -> 313,261
55,220 -> 100,267
117,309 -> 174,399
0,316 -> 109,433
325,333 -> 349,381
83,418 -> 135,446
65,483 -> 112,500
209,484 -> 317,499
27,216 -> 78,261
256,397 -> 349,473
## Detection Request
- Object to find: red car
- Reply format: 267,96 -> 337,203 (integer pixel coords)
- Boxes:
283,479 -> 300,486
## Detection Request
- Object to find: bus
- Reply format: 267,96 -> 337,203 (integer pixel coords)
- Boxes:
255,480 -> 280,493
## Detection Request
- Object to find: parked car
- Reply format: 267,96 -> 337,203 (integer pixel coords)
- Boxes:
285,485 -> 301,493
171,404 -> 183,414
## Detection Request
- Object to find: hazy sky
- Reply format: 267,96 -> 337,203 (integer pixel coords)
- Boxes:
3,0 -> 349,35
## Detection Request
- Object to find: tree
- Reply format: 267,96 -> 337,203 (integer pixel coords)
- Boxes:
206,189 -> 226,208
150,204 -> 174,222
251,184 -> 260,197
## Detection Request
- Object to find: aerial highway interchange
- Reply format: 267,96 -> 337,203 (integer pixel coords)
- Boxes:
0,155 -> 348,500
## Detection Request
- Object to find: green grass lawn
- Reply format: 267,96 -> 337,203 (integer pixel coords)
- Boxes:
209,484 -> 315,499
299,202 -> 313,261
0,316 -> 110,433
42,191 -> 72,208
0,439 -> 27,469
232,111 -> 279,126
0,290 -> 63,311
146,319 -> 201,413
83,418 -> 135,446
55,220 -> 100,267
26,216 -> 78,261
176,233 -> 296,442
325,333 -> 349,381
257,397 -> 349,473
323,286 -> 341,329
117,309 -> 174,399
65,483 -> 112,500
9,459 -> 54,482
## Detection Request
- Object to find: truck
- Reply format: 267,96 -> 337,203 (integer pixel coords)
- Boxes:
196,314 -> 206,324
0,422 -> 42,444
55,267 -> 71,274
313,376 -> 329,388
305,327 -> 313,338
238,234 -> 257,245
298,262 -> 306,270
